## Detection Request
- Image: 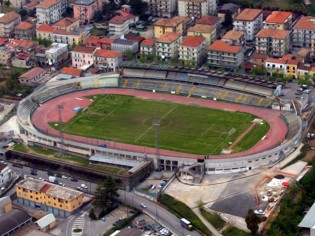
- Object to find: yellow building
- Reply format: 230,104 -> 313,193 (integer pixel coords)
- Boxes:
36,24 -> 54,41
0,196 -> 12,216
263,11 -> 292,30
53,17 -> 80,31
16,178 -> 83,217
285,58 -> 299,79
187,24 -> 216,47
154,17 -> 184,38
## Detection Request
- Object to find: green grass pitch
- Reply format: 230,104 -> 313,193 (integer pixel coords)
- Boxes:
55,95 -> 270,155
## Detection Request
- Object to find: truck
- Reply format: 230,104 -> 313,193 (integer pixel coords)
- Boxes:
48,176 -> 58,184
180,218 -> 192,230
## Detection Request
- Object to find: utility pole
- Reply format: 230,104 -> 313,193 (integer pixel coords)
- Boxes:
57,104 -> 64,155
152,119 -> 160,166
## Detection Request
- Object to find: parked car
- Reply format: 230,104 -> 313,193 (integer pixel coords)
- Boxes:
140,203 -> 147,208
81,184 -> 88,189
77,187 -> 83,191
71,177 -> 78,182
61,175 -> 68,179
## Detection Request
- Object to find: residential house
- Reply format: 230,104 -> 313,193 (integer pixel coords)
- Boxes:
53,17 -> 80,31
108,16 -> 130,36
111,38 -> 139,54
36,24 -> 55,41
255,28 -> 290,57
178,35 -> 206,66
0,47 -> 13,66
18,67 -> 47,85
0,196 -> 12,216
178,0 -> 217,18
187,24 -> 216,47
71,45 -> 97,68
249,53 -> 268,67
114,10 -> 139,25
0,163 -> 13,188
217,3 -> 241,21
297,62 -> 311,79
60,67 -> 83,77
36,0 -> 64,25
156,32 -> 183,61
94,49 -> 122,72
23,0 -> 39,13
73,0 -> 103,24
45,43 -> 68,69
144,0 -> 177,18
12,53 -> 33,68
85,36 -> 114,49
297,48 -> 311,63
263,11 -> 293,30
14,22 -> 35,40
9,39 -> 37,68
233,8 -> 263,41
124,33 -> 145,48
222,30 -> 245,46
292,16 -> 315,54
153,17 -> 188,38
207,40 -> 244,70
264,57 -> 287,75
52,28 -> 90,48
140,38 -> 155,55
16,178 -> 83,217
196,15 -> 222,28
285,57 -> 300,79
0,12 -> 21,37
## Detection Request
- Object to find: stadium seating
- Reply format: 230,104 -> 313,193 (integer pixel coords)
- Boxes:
32,84 -> 78,103
17,99 -> 36,124
144,70 -> 167,80
281,112 -> 301,138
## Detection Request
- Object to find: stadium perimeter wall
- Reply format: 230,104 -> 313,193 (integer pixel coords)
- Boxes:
16,73 -> 302,175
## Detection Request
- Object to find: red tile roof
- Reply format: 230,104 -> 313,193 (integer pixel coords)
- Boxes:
154,17 -> 183,27
53,29 -> 71,35
8,39 -> 35,48
60,67 -> 83,77
37,24 -> 55,32
235,8 -> 263,21
197,15 -> 221,25
109,16 -> 129,24
87,36 -> 114,45
15,21 -> 34,31
0,38 -> 9,46
250,53 -> 269,60
265,58 -> 287,64
72,46 -> 97,54
19,67 -> 46,81
0,12 -> 20,24
293,16 -> 315,31
208,40 -> 241,54
40,183 -> 52,193
256,28 -> 290,39
141,38 -> 155,46
264,11 -> 292,24
222,30 -> 245,41
94,49 -> 122,58
36,0 -> 60,8
157,32 -> 181,44
187,24 -> 216,33
124,33 -> 145,42
26,0 -> 39,8
53,17 -> 79,28
115,10 -> 136,19
180,35 -> 205,47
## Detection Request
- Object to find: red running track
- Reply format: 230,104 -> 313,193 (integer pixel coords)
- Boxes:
31,88 -> 287,160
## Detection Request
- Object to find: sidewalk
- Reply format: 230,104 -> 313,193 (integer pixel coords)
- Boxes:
192,208 -> 222,236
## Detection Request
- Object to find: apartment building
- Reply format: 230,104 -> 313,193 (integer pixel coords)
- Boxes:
292,16 -> 315,57
144,0 -> 177,18
36,0 -> 63,25
36,24 -> 55,41
108,16 -> 130,36
196,15 -> 222,28
85,36 -> 114,49
140,38 -> 156,55
71,46 -> 97,68
16,178 -> 83,217
178,0 -> 217,18
179,35 -> 206,66
45,43 -> 68,68
0,12 -> 21,37
156,32 -> 182,61
153,16 -> 191,38
14,21 -> 35,40
93,49 -> 122,72
0,163 -> 13,189
111,39 -> 139,54
264,56 -> 299,77
73,0 -> 103,24
207,40 -> 244,70
233,8 -> 263,41
222,30 -> 245,46
52,28 -> 90,48
263,11 -> 292,30
187,24 -> 216,47
255,28 -> 290,57
0,47 -> 13,66
53,17 -> 80,31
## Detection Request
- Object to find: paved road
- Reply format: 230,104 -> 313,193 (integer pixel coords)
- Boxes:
10,164 -> 201,236
117,190 -> 201,236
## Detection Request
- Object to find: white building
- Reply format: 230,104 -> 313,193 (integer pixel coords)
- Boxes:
36,0 -> 64,26
178,0 -> 217,18
108,16 -> 130,36
140,38 -> 155,55
178,35 -> 207,66
233,8 -> 263,41
0,163 -> 13,189
45,43 -> 68,69
156,32 -> 183,61
93,49 -> 122,72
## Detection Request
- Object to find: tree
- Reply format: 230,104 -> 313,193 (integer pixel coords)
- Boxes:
18,9 -> 27,17
4,0 -> 10,8
93,177 -> 119,210
222,10 -> 233,30
129,0 -> 148,20
102,0 -> 119,20
89,208 -> 97,220
245,209 -> 260,235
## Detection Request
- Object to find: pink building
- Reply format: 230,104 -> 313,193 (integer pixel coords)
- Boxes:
71,45 -> 97,68
73,0 -> 103,24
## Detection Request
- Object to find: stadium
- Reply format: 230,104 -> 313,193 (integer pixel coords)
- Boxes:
16,64 -> 302,179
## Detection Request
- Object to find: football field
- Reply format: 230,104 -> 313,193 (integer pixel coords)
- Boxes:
56,95 -> 269,155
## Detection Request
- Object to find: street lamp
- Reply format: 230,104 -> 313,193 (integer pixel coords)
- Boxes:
152,119 -> 160,166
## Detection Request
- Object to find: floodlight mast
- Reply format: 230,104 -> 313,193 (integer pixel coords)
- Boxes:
57,104 -> 64,155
